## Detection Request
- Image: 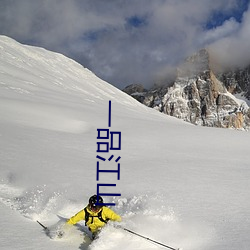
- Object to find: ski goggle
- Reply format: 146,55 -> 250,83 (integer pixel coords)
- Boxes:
89,204 -> 102,211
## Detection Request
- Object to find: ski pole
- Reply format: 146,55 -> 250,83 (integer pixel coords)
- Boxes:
123,227 -> 180,250
37,220 -> 48,231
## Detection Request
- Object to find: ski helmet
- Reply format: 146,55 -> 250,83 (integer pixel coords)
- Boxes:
89,195 -> 103,207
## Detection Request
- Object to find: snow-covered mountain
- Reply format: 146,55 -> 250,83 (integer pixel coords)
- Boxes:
0,36 -> 250,250
124,49 -> 250,130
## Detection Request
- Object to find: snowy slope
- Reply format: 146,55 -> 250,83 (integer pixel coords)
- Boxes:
0,36 -> 250,250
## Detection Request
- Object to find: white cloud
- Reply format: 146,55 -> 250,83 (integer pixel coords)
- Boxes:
0,0 -> 249,88
200,18 -> 240,45
209,5 -> 250,68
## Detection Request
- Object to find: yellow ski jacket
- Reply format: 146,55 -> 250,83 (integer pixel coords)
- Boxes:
67,206 -> 121,233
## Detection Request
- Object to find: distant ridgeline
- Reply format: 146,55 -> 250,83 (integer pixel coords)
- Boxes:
123,49 -> 250,130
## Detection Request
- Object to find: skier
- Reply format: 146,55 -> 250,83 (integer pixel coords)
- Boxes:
66,194 -> 122,239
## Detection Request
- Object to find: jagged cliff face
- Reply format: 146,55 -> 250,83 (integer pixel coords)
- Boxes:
123,49 -> 250,130
217,66 -> 250,99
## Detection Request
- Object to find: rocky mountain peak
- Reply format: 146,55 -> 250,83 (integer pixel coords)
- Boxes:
177,49 -> 210,78
123,49 -> 250,130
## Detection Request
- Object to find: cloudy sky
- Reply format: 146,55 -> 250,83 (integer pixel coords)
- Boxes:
0,0 -> 249,89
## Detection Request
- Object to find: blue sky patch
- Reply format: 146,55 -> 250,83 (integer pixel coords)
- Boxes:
126,15 -> 147,28
206,0 -> 249,29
